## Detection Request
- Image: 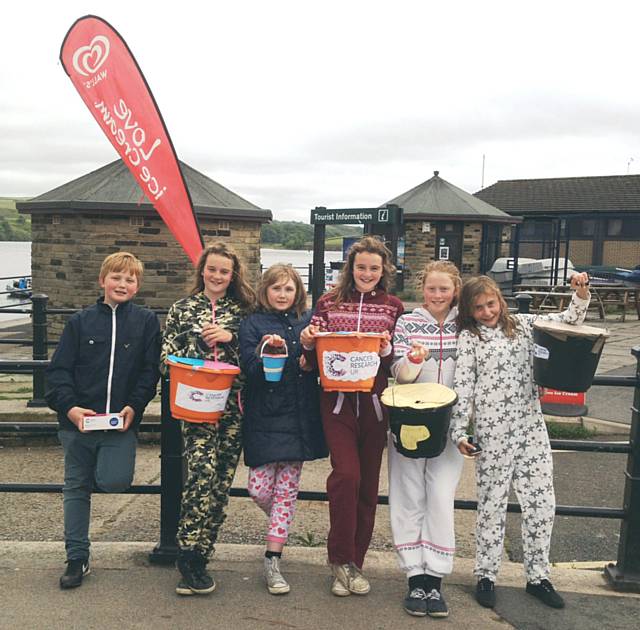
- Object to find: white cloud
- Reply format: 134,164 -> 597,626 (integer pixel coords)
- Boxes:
2,0 -> 640,218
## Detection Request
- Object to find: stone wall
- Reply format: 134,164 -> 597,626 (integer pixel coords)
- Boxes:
402,220 -> 489,296
461,222 -> 483,275
402,221 -> 437,293
30,210 -> 263,338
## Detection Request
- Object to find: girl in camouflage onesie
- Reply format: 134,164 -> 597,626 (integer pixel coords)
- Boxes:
161,242 -> 255,596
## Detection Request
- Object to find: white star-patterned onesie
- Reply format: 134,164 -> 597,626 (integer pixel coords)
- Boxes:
450,292 -> 589,583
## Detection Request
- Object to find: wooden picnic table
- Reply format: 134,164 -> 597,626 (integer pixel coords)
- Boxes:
514,284 -> 640,321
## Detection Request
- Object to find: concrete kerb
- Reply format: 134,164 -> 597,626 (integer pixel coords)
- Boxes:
2,541 -> 638,601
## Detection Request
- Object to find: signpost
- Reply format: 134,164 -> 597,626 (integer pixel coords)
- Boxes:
310,204 -> 403,304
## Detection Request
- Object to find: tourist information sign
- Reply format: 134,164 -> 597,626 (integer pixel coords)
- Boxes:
311,205 -> 402,225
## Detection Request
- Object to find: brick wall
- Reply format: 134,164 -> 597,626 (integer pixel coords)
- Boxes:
30,210 -> 263,338
568,240 -> 593,266
602,240 -> 640,266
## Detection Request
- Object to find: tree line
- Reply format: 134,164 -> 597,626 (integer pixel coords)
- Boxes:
261,221 -> 362,250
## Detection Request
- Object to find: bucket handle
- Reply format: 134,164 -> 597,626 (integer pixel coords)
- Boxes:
260,337 -> 289,358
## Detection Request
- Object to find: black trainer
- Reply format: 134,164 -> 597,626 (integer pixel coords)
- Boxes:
476,577 -> 496,608
60,558 -> 90,589
403,587 -> 428,616
526,579 -> 565,609
176,550 -> 216,596
425,588 -> 449,618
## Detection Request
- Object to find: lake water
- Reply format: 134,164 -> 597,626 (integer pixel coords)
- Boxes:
0,242 -> 343,322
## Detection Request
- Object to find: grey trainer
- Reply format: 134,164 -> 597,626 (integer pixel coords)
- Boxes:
264,556 -> 290,595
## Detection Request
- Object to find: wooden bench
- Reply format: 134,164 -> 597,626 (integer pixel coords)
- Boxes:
514,283 -> 640,321
591,285 -> 640,322
514,285 -> 605,319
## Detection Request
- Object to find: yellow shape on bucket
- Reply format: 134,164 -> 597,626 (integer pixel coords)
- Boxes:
400,424 -> 431,450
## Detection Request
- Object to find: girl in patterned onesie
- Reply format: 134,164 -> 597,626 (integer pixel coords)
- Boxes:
389,260 -> 463,618
450,272 -> 590,610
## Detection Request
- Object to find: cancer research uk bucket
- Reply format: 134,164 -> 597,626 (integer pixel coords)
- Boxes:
532,320 -> 610,393
315,332 -> 383,392
166,355 -> 240,423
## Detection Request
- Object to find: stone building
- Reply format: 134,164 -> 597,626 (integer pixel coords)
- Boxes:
475,174 -> 640,267
17,159 -> 271,336
377,171 -> 516,292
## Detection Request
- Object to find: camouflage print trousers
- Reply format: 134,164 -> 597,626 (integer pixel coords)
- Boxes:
176,391 -> 243,559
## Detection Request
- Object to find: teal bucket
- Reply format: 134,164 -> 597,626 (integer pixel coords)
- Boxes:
260,340 -> 288,382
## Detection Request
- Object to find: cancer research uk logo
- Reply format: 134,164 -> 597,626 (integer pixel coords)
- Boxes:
322,351 -> 380,382
175,382 -> 231,412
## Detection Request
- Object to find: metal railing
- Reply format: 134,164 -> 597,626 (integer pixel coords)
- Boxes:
0,293 -> 639,591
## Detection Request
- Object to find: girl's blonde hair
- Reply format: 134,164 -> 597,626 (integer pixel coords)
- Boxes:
417,260 -> 462,306
456,275 -> 519,339
191,241 -> 256,310
330,236 -> 396,305
257,264 -> 307,318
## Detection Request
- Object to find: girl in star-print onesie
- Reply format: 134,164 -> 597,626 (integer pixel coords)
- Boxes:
450,272 -> 590,611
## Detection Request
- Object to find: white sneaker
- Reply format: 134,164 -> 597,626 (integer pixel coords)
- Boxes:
330,563 -> 370,596
264,556 -> 290,595
331,575 -> 351,597
347,564 -> 370,595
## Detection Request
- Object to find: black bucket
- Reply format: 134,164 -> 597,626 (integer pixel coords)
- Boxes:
532,321 -> 609,393
382,383 -> 457,459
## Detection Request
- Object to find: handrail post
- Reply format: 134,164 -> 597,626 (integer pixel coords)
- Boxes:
515,292 -> 532,314
605,345 -> 640,591
149,376 -> 182,564
27,294 -> 49,407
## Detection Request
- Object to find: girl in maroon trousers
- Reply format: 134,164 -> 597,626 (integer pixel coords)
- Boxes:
301,237 -> 403,596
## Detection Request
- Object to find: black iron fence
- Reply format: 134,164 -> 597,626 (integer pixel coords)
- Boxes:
0,294 -> 639,591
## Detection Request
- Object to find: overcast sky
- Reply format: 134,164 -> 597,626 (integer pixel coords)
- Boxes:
2,0 -> 640,221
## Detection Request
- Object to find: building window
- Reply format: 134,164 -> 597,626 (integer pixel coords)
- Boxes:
607,219 -> 622,236
568,218 -> 596,237
52,215 -> 61,225
218,220 -> 230,230
606,217 -> 640,238
130,216 -> 144,227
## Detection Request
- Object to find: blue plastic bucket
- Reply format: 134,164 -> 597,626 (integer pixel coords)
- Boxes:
260,340 -> 288,382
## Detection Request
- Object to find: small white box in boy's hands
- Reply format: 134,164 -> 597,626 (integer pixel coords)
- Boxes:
82,413 -> 124,431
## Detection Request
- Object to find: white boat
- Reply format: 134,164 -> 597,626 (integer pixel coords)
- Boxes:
5,277 -> 32,299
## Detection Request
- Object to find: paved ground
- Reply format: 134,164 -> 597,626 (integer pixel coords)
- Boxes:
2,542 -> 639,630
1,314 -> 639,628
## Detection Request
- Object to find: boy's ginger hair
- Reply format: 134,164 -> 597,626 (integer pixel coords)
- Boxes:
99,252 -> 144,285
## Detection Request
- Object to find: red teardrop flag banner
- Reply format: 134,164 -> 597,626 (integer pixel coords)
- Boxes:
60,15 -> 204,266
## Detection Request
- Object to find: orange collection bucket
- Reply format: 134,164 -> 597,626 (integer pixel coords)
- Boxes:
166,355 -> 240,423
314,332 -> 383,392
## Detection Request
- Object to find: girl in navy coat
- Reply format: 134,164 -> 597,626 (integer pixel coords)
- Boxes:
239,264 -> 327,595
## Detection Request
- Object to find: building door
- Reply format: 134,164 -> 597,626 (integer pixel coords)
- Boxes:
435,222 -> 463,269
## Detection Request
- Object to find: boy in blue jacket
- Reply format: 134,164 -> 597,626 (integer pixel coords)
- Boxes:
46,252 -> 161,589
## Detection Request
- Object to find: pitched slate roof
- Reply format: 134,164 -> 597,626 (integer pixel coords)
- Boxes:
383,171 -> 514,223
475,174 -> 640,216
17,159 -> 271,221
